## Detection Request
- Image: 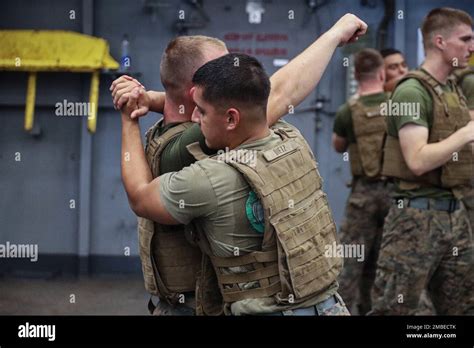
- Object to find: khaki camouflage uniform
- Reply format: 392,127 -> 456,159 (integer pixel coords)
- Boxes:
334,94 -> 392,315
370,69 -> 473,315
338,178 -> 392,315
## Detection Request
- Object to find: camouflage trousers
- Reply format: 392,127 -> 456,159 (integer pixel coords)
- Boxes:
461,188 -> 474,315
316,293 -> 351,316
370,201 -> 473,315
337,178 -> 393,315
151,293 -> 196,316
264,293 -> 350,316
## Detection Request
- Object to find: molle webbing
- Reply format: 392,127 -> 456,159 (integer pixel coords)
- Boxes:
144,121 -> 194,175
452,67 -> 474,84
382,70 -> 473,189
348,98 -> 387,178
198,125 -> 342,304
138,120 -> 202,303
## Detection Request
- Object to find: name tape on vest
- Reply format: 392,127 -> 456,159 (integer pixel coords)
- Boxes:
262,140 -> 298,162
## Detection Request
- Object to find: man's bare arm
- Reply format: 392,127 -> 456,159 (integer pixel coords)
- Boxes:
266,14 -> 367,126
399,122 -> 474,176
120,89 -> 179,224
146,91 -> 166,114
332,133 -> 349,153
111,14 -> 367,123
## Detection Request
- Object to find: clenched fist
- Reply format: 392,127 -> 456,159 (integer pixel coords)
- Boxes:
110,75 -> 151,118
329,13 -> 368,46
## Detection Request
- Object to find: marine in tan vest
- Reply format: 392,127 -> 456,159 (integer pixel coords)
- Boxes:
453,64 -> 474,315
370,7 -> 474,315
112,15 -> 369,315
116,16 -> 365,314
332,48 -> 392,315
453,65 -> 474,227
160,53 -> 351,315
114,36 -> 229,316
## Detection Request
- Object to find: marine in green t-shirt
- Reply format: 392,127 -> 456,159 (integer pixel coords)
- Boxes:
386,69 -> 457,199
333,92 -> 388,144
156,122 -> 215,174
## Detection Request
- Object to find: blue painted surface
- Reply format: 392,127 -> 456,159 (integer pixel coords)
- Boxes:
0,0 -> 472,274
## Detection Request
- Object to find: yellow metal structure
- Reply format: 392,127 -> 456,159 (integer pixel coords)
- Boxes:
0,30 -> 119,133
25,72 -> 37,131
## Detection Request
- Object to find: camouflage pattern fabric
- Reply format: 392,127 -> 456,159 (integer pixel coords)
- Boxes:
461,189 -> 474,315
337,178 -> 393,315
318,293 -> 351,316
265,293 -> 351,316
370,202 -> 473,315
152,294 -> 196,316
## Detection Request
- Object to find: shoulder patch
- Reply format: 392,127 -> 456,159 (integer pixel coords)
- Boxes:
246,191 -> 264,233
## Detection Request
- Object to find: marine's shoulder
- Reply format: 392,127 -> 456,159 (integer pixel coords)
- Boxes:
194,157 -> 245,180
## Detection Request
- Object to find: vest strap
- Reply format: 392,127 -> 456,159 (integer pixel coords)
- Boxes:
186,142 -> 209,160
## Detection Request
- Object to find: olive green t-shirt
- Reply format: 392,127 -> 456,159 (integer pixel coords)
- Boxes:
333,92 -> 388,144
159,121 -> 338,315
155,122 -> 215,174
460,73 -> 474,110
386,72 -> 456,199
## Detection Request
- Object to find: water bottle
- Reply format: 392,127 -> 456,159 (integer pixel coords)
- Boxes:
120,34 -> 131,72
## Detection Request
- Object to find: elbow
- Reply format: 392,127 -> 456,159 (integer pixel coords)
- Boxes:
331,135 -> 347,153
333,144 -> 346,153
129,198 -> 143,217
127,188 -> 146,218
406,161 -> 427,177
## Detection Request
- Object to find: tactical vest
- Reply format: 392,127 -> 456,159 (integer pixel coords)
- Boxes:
452,67 -> 474,84
347,96 -> 388,178
137,119 -> 202,304
187,124 -> 342,312
382,69 -> 473,190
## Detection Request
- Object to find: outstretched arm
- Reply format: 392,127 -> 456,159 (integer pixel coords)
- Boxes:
266,14 -> 367,126
110,14 -> 367,122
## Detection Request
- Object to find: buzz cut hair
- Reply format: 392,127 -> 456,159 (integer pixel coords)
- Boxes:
354,48 -> 385,82
421,7 -> 473,51
160,35 -> 227,103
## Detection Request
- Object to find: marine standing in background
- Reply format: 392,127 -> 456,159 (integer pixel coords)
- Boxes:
332,48 -> 392,315
452,59 -> 474,314
370,7 -> 474,315
380,48 -> 409,92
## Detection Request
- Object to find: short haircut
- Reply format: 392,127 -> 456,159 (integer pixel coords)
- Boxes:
354,48 -> 384,82
160,35 -> 227,103
380,48 -> 403,58
192,53 -> 271,116
421,7 -> 473,50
